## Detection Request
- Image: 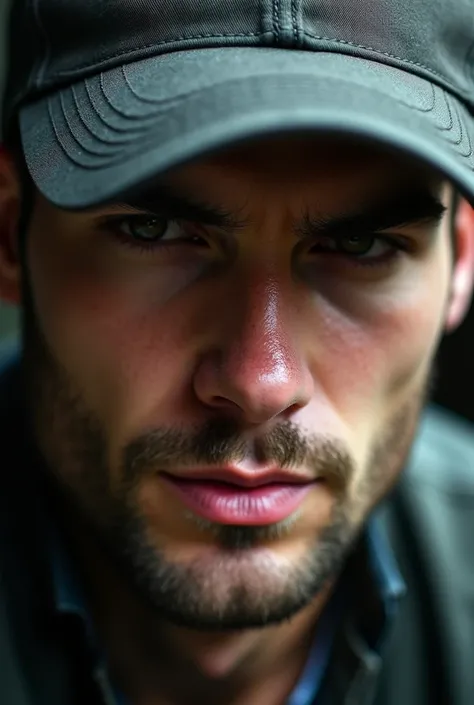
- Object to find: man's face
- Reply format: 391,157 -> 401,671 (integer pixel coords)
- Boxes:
22,135 -> 453,630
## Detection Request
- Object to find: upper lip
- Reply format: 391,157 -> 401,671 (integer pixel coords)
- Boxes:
162,467 -> 317,488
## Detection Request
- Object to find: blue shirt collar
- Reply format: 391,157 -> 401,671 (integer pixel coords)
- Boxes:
366,509 -> 407,619
286,509 -> 406,705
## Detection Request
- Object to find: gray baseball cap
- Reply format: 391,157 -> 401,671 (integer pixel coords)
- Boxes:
3,0 -> 474,209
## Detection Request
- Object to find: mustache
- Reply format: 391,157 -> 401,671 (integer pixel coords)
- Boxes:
123,418 -> 354,488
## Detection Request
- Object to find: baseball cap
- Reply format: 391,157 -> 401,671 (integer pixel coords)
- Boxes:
2,0 -> 474,210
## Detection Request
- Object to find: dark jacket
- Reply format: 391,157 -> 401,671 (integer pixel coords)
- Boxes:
1,345 -> 474,705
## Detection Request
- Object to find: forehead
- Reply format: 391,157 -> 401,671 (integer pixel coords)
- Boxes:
36,134 -> 449,217
164,134 -> 446,199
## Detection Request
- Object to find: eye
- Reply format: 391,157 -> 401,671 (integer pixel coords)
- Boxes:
309,232 -> 408,268
101,214 -> 209,252
337,233 -> 375,255
119,216 -> 190,243
311,232 -> 382,256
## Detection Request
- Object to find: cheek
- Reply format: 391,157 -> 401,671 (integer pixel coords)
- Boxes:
27,231 -> 205,427
370,252 -> 451,394
309,253 -> 449,427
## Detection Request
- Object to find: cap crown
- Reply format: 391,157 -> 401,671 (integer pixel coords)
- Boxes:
3,0 -> 474,140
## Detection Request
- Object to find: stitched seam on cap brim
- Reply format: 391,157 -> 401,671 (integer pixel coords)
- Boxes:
60,88 -> 157,155
81,68 -> 439,141
449,97 -> 473,157
45,74 -> 474,172
302,30 -> 447,79
398,81 -> 435,112
12,31 -> 473,115
402,86 -> 473,159
52,32 -> 261,78
438,89 -> 454,132
9,32 -> 258,110
46,31 -> 456,88
407,85 -> 471,156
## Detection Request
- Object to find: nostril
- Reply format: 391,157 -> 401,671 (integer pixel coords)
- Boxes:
193,342 -> 314,424
207,396 -> 242,412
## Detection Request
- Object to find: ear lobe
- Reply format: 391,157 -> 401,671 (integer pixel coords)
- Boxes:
444,197 -> 474,333
0,147 -> 23,306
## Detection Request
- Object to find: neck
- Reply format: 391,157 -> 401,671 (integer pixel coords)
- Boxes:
108,603 -> 326,705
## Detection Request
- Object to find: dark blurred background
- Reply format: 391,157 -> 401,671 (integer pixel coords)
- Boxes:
0,0 -> 472,422
0,0 -> 18,339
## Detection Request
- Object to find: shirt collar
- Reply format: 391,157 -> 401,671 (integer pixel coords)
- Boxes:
366,509 -> 407,620
46,513 -> 101,656
286,509 -> 406,705
351,507 -> 407,657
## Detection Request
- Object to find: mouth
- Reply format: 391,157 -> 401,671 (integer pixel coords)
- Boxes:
160,469 -> 322,526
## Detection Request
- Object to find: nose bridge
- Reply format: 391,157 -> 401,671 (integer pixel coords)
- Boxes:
234,271 -> 294,377
194,251 -> 315,422
199,263 -> 314,423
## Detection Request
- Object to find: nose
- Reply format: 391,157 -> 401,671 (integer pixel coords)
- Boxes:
193,275 -> 314,425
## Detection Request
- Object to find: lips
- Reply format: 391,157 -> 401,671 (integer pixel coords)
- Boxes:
160,469 -> 318,526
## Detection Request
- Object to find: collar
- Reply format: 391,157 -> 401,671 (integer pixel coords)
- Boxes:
286,509 -> 406,705
47,512 -> 102,658
366,509 -> 407,620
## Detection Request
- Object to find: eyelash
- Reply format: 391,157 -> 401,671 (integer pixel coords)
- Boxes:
99,214 -> 411,268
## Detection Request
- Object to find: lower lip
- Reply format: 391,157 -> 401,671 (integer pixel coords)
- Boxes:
161,476 -> 317,525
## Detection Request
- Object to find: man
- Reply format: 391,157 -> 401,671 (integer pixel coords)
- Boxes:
0,0 -> 474,704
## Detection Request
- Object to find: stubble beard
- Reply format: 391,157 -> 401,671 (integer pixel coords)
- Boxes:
20,274 -> 437,631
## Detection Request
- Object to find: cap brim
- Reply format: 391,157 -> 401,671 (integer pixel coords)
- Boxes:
19,47 -> 474,210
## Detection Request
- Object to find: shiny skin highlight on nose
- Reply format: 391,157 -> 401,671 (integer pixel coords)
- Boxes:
193,273 -> 314,423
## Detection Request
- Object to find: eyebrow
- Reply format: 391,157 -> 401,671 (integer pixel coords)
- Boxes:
297,188 -> 447,240
103,183 -> 446,237
105,183 -> 248,230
